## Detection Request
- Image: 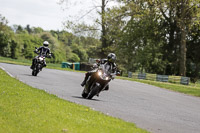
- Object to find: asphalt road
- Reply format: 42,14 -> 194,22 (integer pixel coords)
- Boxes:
1,63 -> 200,133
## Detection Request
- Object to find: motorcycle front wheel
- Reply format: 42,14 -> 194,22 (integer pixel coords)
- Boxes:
87,85 -> 100,99
81,89 -> 88,98
32,70 -> 38,76
32,66 -> 39,76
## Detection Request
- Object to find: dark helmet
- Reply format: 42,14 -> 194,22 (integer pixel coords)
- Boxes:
107,53 -> 116,63
43,41 -> 49,47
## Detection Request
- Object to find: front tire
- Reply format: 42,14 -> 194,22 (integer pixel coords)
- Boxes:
87,85 -> 100,99
32,65 -> 39,76
32,70 -> 38,76
81,89 -> 88,98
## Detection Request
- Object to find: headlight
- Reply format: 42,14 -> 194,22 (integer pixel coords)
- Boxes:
39,57 -> 43,61
98,71 -> 102,76
105,77 -> 109,80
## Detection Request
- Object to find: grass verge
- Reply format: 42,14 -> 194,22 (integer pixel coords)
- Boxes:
117,76 -> 200,97
0,69 -> 148,133
0,56 -> 83,72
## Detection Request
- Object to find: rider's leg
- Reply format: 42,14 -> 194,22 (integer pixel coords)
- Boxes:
30,58 -> 36,69
43,60 -> 47,67
81,72 -> 92,87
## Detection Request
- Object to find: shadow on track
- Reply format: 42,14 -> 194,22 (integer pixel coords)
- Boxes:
21,74 -> 33,76
72,96 -> 101,101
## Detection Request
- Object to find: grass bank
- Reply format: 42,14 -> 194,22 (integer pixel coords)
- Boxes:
0,69 -> 148,133
117,77 -> 200,97
0,56 -> 76,72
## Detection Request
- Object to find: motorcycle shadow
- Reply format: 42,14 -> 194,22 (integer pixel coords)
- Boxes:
72,96 -> 101,101
21,74 -> 33,77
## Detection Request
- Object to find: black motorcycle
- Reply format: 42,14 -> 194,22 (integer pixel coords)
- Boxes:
31,47 -> 51,76
82,63 -> 119,99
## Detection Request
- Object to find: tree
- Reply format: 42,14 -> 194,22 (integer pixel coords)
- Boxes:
69,53 -> 80,62
25,24 -> 32,34
102,1 -> 167,73
186,23 -> 200,81
71,43 -> 88,62
59,0 -> 118,57
154,0 -> 200,76
32,27 -> 44,34
10,39 -> 19,59
15,25 -> 28,34
0,14 -> 13,57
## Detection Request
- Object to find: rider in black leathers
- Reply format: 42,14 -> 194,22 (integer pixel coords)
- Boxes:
30,41 -> 51,69
81,53 -> 118,90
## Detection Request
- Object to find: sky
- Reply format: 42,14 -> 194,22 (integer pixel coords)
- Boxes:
0,0 -> 94,31
0,0 -> 72,30
0,0 -> 118,31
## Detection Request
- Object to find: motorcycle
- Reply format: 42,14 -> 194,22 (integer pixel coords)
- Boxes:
31,47 -> 51,76
81,62 -> 119,99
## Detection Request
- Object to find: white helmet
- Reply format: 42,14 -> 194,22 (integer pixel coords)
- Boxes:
43,41 -> 49,47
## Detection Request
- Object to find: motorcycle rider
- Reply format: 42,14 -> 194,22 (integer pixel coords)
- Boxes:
30,41 -> 51,69
81,53 -> 118,91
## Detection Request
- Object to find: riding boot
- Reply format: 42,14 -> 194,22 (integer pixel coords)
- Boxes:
43,62 -> 47,67
81,80 -> 86,87
30,63 -> 35,69
30,58 -> 36,69
81,72 -> 90,87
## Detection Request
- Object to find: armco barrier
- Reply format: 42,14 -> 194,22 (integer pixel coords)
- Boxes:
156,75 -> 169,82
128,72 -> 190,85
138,73 -> 146,79
128,72 -> 132,78
180,77 -> 190,85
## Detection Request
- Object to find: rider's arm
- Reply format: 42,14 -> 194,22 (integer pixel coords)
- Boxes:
46,48 -> 52,58
37,46 -> 42,52
112,64 -> 121,76
34,47 -> 41,54
111,63 -> 119,74
99,59 -> 107,64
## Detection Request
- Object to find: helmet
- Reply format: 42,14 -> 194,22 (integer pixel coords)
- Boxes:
107,53 -> 116,63
43,41 -> 49,47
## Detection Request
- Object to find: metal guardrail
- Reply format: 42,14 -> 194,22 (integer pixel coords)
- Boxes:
156,75 -> 168,82
128,72 -> 190,85
138,73 -> 146,79
180,77 -> 190,85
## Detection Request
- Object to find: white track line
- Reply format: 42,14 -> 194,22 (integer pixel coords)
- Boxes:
0,66 -> 14,78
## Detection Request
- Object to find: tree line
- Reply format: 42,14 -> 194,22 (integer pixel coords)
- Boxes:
0,14 -> 101,64
103,0 -> 200,81
61,0 -> 200,81
1,0 -> 200,82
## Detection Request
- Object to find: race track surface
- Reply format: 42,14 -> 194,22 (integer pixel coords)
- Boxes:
1,63 -> 200,133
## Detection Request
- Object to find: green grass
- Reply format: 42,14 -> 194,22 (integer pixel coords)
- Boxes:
117,76 -> 200,97
0,56 -> 32,66
0,56 -> 81,72
0,69 -> 148,133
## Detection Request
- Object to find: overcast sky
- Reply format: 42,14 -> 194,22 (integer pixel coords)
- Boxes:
0,0 -> 95,31
0,0 -> 118,31
0,0 -> 73,30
